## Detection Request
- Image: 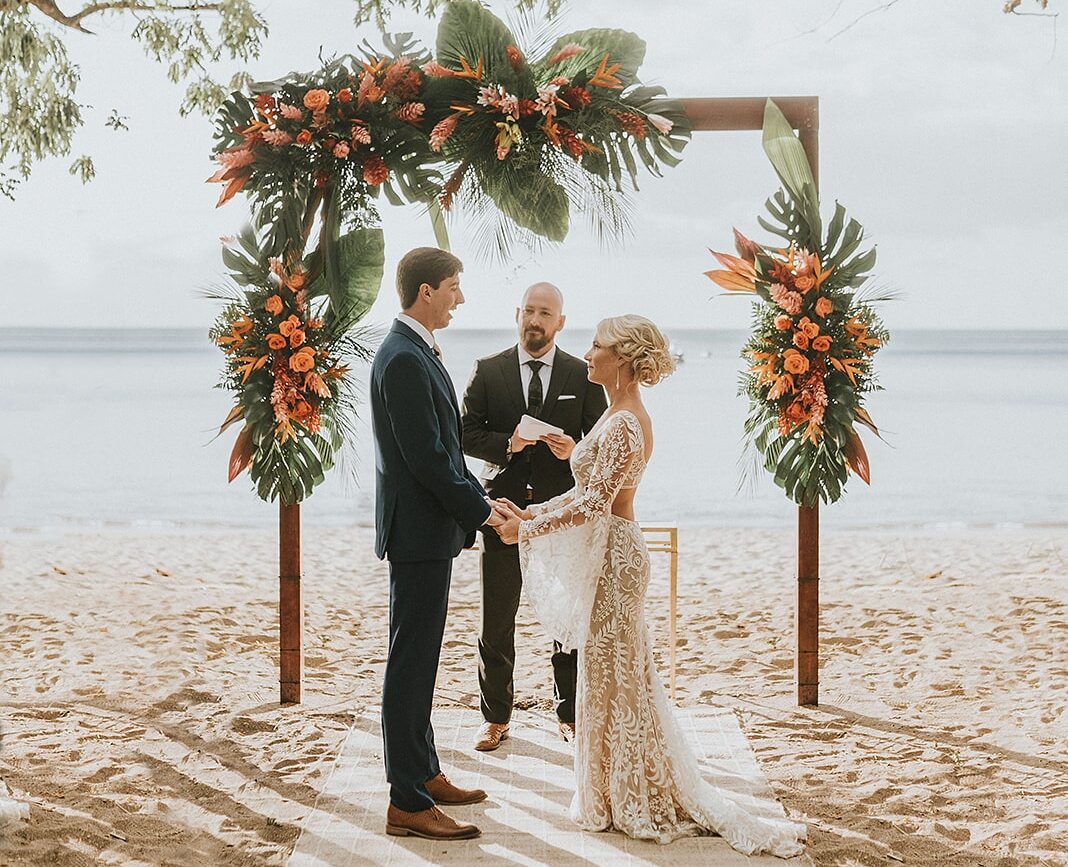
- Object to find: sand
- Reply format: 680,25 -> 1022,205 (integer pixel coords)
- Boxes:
0,525 -> 1065,866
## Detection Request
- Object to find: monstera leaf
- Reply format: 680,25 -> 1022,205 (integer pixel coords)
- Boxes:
307,226 -> 385,336
762,99 -> 821,242
534,29 -> 647,89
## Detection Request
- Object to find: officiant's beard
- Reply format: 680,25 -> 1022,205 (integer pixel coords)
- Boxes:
522,328 -> 550,354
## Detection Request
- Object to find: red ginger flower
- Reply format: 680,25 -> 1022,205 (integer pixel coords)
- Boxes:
560,86 -> 591,109
506,44 -> 524,70
394,102 -> 425,123
363,154 -> 389,185
614,111 -> 647,140
429,115 -> 458,151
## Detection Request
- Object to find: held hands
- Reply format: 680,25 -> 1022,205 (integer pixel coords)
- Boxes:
488,497 -> 529,546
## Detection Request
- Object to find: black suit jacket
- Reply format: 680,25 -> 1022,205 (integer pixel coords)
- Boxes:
370,320 -> 491,561
461,345 -> 607,550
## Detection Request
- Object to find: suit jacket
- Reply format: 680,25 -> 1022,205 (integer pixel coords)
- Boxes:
370,320 -> 491,561
461,345 -> 607,550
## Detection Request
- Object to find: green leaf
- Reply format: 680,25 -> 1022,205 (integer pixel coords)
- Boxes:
762,99 -> 820,239
480,167 -> 570,243
307,227 -> 385,336
535,29 -> 647,89
435,0 -> 526,91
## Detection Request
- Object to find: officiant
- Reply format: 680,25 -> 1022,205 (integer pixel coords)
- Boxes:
461,282 -> 607,750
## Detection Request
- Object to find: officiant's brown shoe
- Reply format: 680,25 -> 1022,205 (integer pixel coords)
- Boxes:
474,721 -> 509,751
385,804 -> 481,840
558,720 -> 576,742
425,772 -> 487,806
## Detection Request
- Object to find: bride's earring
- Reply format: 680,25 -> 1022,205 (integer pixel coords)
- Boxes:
615,366 -> 620,391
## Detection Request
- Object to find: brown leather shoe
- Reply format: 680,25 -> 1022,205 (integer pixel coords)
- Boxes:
425,772 -> 487,806
558,720 -> 576,742
474,721 -> 509,752
385,803 -> 481,840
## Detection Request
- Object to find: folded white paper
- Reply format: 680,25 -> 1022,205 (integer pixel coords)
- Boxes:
518,414 -> 564,440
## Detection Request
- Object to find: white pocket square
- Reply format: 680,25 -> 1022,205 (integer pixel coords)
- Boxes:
557,394 -> 576,400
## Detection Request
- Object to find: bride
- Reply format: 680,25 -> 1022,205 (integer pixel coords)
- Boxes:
493,315 -> 806,858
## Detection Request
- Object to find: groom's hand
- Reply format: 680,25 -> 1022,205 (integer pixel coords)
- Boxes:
483,497 -> 505,529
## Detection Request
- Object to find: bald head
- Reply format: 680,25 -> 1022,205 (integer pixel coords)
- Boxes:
521,282 -> 564,313
516,281 -> 566,355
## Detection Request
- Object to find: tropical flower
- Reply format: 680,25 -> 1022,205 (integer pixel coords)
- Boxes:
265,295 -> 284,316
647,113 -> 674,135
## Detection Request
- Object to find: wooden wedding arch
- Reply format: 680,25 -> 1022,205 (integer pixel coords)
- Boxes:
276,94 -> 823,709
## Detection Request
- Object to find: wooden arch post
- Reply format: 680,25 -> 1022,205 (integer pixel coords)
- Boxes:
679,97 -> 821,707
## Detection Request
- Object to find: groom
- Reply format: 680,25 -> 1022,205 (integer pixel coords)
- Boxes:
370,247 -> 503,841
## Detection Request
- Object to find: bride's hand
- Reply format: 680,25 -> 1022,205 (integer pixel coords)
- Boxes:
493,497 -> 532,522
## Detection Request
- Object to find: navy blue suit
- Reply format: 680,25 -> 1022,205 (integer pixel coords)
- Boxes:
370,319 -> 491,812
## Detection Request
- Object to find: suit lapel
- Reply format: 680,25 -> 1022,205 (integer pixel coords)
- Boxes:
392,320 -> 460,421
500,346 -> 526,417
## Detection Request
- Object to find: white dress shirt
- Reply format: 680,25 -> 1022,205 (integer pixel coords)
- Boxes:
396,313 -> 436,352
518,343 -> 555,403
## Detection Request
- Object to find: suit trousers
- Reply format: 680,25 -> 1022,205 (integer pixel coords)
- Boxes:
479,546 -> 578,725
382,558 -> 451,812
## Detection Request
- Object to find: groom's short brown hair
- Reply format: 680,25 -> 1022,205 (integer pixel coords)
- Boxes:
396,247 -> 463,309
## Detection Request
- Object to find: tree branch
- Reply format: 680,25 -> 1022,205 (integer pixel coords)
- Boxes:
21,0 -> 225,34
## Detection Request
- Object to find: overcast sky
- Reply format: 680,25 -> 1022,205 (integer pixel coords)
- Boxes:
3,0 -> 1065,330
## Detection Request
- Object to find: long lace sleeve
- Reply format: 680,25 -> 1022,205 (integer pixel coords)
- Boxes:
520,413 -> 640,540
526,487 -> 577,517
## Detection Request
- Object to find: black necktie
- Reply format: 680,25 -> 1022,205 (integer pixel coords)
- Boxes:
526,360 -> 544,417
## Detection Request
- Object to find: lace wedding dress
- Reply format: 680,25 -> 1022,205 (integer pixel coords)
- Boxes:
519,410 -> 806,857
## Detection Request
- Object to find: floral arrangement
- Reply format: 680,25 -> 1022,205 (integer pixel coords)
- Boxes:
207,1 -> 690,504
423,0 -> 690,249
209,227 -> 374,504
706,100 -> 889,507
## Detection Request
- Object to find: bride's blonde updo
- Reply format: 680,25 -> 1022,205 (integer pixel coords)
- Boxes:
595,315 -> 677,387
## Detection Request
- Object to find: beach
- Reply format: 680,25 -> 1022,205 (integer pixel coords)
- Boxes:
1,525 -> 1064,866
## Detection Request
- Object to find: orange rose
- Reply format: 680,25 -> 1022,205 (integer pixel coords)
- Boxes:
786,400 -> 807,422
794,274 -> 815,292
296,129 -> 312,146
291,399 -> 313,421
303,89 -> 330,112
337,88 -> 353,104
289,347 -> 316,373
773,314 -> 792,331
286,271 -> 306,291
811,335 -> 832,353
792,331 -> 810,350
814,296 -> 833,318
265,295 -> 283,316
803,321 -> 820,339
278,315 -> 300,337
289,329 -> 306,348
783,352 -> 809,375
267,333 -> 287,350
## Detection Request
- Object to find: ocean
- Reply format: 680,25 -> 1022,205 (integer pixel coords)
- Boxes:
1,328 -> 1065,532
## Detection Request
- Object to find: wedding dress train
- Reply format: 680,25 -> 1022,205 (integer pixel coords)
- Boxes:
519,410 -> 805,858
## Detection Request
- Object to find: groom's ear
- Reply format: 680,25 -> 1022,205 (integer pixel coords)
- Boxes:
558,314 -> 566,331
